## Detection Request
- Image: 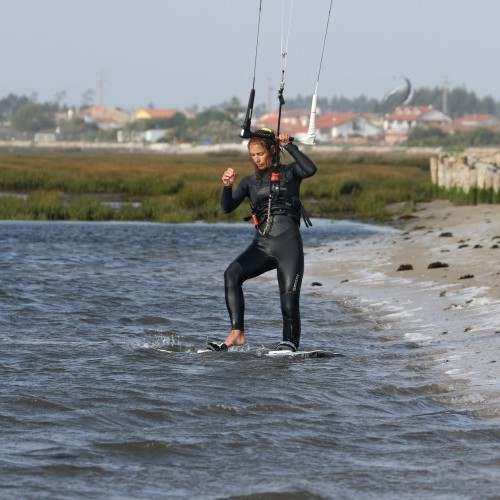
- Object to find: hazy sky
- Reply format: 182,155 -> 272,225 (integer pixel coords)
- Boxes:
1,0 -> 498,111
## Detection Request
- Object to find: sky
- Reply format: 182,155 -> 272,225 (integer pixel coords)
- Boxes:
1,0 -> 499,112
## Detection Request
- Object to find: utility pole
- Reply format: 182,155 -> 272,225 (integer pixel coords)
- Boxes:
97,70 -> 105,106
442,76 -> 449,115
267,78 -> 273,113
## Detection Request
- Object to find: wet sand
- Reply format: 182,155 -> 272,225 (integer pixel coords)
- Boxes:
307,201 -> 500,417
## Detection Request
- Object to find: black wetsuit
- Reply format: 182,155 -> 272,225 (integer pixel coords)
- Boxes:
221,143 -> 317,348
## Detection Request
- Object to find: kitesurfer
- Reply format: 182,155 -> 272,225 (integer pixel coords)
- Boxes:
208,128 -> 317,352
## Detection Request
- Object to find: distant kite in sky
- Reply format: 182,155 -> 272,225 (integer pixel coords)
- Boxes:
381,77 -> 414,113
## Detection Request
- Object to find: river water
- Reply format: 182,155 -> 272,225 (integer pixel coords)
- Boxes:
1,220 -> 499,499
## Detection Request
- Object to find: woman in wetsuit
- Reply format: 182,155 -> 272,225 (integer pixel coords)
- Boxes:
207,128 -> 317,352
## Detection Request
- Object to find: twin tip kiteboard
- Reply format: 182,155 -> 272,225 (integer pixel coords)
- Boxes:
265,349 -> 341,358
196,347 -> 343,358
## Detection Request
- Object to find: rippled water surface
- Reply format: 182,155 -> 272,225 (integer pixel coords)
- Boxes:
1,221 -> 499,499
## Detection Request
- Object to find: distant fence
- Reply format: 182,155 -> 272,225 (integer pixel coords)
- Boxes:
430,154 -> 500,204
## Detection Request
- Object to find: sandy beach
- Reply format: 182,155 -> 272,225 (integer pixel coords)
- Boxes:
307,201 -> 500,418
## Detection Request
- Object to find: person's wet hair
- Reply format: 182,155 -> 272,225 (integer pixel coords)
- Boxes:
248,128 -> 285,182
248,127 -> 276,151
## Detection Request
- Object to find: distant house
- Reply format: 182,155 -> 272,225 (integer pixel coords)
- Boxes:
34,132 -> 57,143
144,130 -> 167,142
133,108 -> 179,121
80,106 -> 131,129
254,109 -> 312,136
384,105 -> 451,133
117,129 -> 167,143
382,105 -> 452,144
444,114 -> 500,133
315,112 -> 384,142
254,110 -> 384,143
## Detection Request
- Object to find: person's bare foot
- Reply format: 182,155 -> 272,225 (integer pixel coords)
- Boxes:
223,329 -> 247,347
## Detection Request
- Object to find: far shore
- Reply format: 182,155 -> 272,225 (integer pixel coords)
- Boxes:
306,200 -> 500,418
0,139 -> 447,156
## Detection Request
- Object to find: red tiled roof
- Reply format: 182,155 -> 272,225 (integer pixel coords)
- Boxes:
386,105 -> 434,121
315,112 -> 357,128
81,106 -> 119,117
80,106 -> 130,123
136,108 -> 178,119
442,114 -> 499,133
455,114 -> 497,124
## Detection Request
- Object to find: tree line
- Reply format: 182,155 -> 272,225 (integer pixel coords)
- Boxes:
0,86 -> 499,144
286,86 -> 499,118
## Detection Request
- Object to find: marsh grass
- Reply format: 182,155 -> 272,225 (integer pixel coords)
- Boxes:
433,186 -> 500,205
0,150 -> 432,222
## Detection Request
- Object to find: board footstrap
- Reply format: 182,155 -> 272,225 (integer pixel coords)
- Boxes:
206,342 -> 228,352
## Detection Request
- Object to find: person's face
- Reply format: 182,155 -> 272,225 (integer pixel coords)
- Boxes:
248,143 -> 274,170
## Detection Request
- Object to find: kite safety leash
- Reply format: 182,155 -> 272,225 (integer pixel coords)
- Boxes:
301,0 -> 333,145
276,0 -> 293,138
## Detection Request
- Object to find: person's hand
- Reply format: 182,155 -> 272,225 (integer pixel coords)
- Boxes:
278,133 -> 291,147
222,168 -> 236,187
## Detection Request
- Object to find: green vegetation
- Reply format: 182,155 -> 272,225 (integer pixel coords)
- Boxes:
407,127 -> 500,149
2,85 -> 499,144
432,185 -> 500,205
302,152 -> 432,220
0,150 -> 433,223
287,86 -> 499,117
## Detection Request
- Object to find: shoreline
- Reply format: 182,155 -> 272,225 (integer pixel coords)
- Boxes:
306,200 -> 500,418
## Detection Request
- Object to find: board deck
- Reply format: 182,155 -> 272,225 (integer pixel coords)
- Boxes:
265,349 -> 341,358
196,348 -> 342,358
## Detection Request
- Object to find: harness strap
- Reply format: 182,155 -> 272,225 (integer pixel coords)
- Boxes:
301,206 -> 313,227
245,199 -> 312,229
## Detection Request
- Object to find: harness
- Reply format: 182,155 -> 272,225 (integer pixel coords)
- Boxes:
246,167 -> 312,235
251,197 -> 312,229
